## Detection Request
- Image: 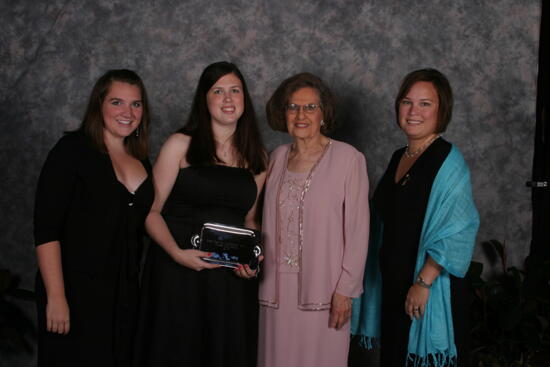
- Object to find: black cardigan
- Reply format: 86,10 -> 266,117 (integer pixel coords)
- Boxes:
34,131 -> 152,276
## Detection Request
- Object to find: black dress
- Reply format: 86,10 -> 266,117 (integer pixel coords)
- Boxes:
373,138 -> 470,367
34,131 -> 154,366
135,165 -> 259,367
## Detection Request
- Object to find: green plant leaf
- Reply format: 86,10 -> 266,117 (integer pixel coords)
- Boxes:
469,261 -> 484,278
492,240 -> 507,272
481,240 -> 499,266
468,261 -> 485,288
470,240 -> 550,366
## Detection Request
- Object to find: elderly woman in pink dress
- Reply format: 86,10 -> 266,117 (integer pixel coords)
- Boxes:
258,72 -> 370,367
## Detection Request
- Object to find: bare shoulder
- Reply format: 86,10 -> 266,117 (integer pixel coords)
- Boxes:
253,169 -> 267,186
164,133 -> 191,151
157,133 -> 191,168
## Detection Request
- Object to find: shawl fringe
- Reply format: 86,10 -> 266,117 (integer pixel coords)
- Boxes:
351,144 -> 479,366
406,352 -> 456,367
353,335 -> 380,350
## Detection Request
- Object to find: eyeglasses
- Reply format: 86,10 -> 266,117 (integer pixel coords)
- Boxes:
286,103 -> 322,114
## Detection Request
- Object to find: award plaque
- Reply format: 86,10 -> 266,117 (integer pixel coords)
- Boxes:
190,223 -> 262,269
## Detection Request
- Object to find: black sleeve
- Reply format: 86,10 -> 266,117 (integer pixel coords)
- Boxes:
33,133 -> 82,246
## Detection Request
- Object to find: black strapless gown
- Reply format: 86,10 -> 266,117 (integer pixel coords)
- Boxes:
135,166 -> 259,367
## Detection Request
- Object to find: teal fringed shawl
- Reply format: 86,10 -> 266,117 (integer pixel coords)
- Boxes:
351,145 -> 480,367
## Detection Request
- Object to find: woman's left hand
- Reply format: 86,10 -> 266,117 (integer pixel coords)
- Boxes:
405,284 -> 430,320
329,292 -> 352,329
233,255 -> 263,279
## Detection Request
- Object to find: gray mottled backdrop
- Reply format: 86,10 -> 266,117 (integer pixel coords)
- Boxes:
0,0 -> 541,365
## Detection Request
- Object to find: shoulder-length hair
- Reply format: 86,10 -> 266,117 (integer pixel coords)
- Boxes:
394,68 -> 453,133
266,72 -> 337,134
79,69 -> 151,159
179,61 -> 266,174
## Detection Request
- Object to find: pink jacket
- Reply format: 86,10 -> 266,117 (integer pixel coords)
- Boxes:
259,139 -> 370,310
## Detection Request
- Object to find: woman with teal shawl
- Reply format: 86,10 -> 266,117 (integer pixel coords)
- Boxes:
351,69 -> 479,367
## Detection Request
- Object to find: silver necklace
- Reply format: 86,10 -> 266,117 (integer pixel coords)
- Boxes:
405,135 -> 440,158
216,136 -> 233,158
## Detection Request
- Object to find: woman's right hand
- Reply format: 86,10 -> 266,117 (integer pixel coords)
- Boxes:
46,295 -> 70,334
170,248 -> 221,271
36,242 -> 70,335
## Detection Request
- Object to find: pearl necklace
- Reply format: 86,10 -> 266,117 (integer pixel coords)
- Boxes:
404,135 -> 440,158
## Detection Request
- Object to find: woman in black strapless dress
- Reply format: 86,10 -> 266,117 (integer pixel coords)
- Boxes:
134,61 -> 267,367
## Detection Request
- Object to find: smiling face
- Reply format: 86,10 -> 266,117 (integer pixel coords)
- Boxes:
206,73 -> 244,128
101,81 -> 143,141
285,87 -> 324,140
398,81 -> 439,141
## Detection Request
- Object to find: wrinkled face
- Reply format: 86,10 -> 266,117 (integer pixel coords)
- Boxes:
285,87 -> 324,140
207,73 -> 244,127
398,81 -> 439,140
102,81 -> 143,140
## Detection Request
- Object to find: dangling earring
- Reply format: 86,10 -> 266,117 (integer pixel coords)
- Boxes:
135,127 -> 139,137
320,120 -> 325,126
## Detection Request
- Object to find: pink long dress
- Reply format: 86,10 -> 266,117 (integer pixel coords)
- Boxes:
257,169 -> 350,367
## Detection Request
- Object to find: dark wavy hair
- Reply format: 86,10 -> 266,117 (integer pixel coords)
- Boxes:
395,68 -> 453,133
78,69 -> 150,159
266,72 -> 337,135
179,61 -> 266,174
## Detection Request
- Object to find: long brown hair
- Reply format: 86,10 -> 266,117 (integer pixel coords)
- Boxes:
179,61 -> 266,174
79,69 -> 151,159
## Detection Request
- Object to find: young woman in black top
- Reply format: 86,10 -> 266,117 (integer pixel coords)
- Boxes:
34,69 -> 154,366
